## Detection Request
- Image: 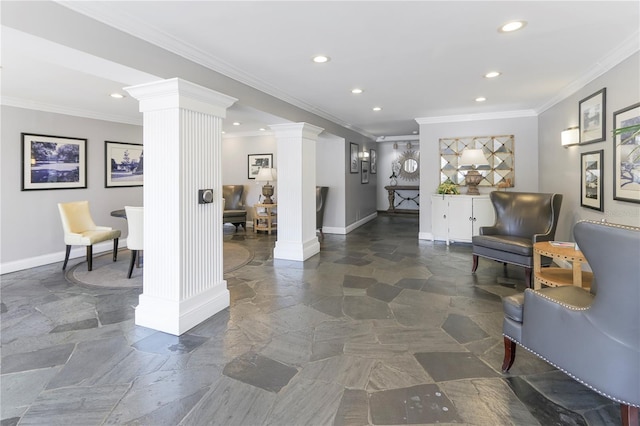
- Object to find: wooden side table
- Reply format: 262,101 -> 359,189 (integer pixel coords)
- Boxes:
253,203 -> 277,234
533,241 -> 593,290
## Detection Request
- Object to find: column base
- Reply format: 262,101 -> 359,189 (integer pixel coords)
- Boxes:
135,282 -> 229,336
273,238 -> 320,261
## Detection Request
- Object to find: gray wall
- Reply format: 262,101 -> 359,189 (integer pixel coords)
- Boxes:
418,115 -> 539,239
1,106 -> 143,271
538,53 -> 640,240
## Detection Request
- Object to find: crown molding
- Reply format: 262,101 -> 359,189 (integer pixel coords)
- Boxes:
2,96 -> 143,126
376,135 -> 420,142
536,30 -> 640,114
415,109 -> 537,125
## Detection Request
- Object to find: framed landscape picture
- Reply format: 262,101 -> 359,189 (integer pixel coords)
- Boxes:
580,150 -> 603,211
613,102 -> 640,204
105,141 -> 143,188
579,88 -> 606,145
248,153 -> 272,179
22,133 -> 87,191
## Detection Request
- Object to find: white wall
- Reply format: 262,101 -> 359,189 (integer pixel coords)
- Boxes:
345,139 -> 378,228
417,115 -> 539,239
1,106 -> 143,272
538,53 -> 640,240
317,133 -> 346,229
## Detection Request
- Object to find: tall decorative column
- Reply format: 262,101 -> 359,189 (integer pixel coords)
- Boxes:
269,123 -> 324,261
125,78 -> 237,335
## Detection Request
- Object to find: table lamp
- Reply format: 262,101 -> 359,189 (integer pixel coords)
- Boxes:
459,149 -> 488,195
256,167 -> 277,204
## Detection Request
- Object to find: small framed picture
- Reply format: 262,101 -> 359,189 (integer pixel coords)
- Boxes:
350,143 -> 359,173
361,160 -> 369,184
105,141 -> 143,188
370,148 -> 377,174
248,153 -> 273,179
579,88 -> 606,145
21,133 -> 87,191
580,150 -> 603,211
613,102 -> 640,204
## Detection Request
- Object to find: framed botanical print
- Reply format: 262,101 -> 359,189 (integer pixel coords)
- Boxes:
580,150 -> 603,211
350,143 -> 359,173
579,88 -> 606,145
21,133 -> 87,190
370,148 -> 377,174
361,160 -> 369,184
613,102 -> 640,204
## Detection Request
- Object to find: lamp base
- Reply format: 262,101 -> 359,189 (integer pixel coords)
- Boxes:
465,170 -> 482,195
262,184 -> 274,204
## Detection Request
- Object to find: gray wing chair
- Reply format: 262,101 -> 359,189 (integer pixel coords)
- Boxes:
222,185 -> 247,231
471,191 -> 563,288
316,186 -> 329,240
502,220 -> 640,426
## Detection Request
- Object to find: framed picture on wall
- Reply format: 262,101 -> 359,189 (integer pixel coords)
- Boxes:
613,102 -> 640,204
21,133 -> 87,191
105,141 -> 143,188
370,148 -> 377,174
579,88 -> 606,145
350,143 -> 359,173
580,150 -> 604,211
248,153 -> 273,179
361,160 -> 369,184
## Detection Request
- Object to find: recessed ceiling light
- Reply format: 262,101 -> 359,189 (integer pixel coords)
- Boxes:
351,88 -> 363,94
372,106 -> 382,111
110,93 -> 125,99
484,71 -> 501,78
312,55 -> 330,63
475,97 -> 487,102
412,131 -> 418,134
232,122 -> 241,126
259,128 -> 266,131
499,20 -> 526,33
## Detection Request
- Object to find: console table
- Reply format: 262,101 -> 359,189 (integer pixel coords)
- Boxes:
384,185 -> 419,213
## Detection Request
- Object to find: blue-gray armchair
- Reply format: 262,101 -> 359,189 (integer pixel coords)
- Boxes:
502,221 -> 640,425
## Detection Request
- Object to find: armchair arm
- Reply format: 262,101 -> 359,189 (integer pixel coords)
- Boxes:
479,226 -> 498,235
94,226 -> 114,231
532,231 -> 554,243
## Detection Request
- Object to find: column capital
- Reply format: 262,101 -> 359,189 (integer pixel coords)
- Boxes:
125,78 -> 237,117
269,122 -> 324,140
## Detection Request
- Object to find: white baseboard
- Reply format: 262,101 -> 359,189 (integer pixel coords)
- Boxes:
1,239 -> 127,275
419,232 -> 434,241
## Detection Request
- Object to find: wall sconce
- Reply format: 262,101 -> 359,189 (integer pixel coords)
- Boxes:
406,142 -> 412,149
561,127 -> 579,147
393,143 -> 398,150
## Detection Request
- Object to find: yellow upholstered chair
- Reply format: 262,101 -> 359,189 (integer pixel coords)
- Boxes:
124,206 -> 143,279
57,201 -> 121,271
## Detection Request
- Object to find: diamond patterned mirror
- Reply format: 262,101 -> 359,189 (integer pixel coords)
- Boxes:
439,135 -> 514,188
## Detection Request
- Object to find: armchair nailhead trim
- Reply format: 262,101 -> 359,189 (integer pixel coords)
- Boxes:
578,220 -> 640,232
524,289 -> 591,311
503,334 -> 639,408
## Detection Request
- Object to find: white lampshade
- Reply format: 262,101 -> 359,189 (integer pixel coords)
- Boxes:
459,149 -> 489,166
561,127 -> 579,147
255,167 -> 277,182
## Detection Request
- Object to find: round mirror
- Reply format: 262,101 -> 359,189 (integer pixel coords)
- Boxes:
397,150 -> 420,181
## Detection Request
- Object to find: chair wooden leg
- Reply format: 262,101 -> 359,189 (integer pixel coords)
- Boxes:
502,336 -> 516,372
621,404 -> 638,426
127,250 -> 137,279
113,238 -> 119,262
472,255 -> 479,272
87,246 -> 93,271
62,245 -> 72,270
525,267 -> 532,288
319,229 -> 324,241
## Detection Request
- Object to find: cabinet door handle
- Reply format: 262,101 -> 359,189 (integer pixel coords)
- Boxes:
443,215 -> 446,219
469,216 -> 473,221
472,217 -> 477,222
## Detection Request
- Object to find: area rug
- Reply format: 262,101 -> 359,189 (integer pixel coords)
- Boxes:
65,242 -> 253,289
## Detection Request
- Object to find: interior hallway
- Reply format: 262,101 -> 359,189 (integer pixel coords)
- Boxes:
0,215 -> 625,425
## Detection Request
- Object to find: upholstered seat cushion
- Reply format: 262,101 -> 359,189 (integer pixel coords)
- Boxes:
472,235 -> 533,256
63,227 -> 121,246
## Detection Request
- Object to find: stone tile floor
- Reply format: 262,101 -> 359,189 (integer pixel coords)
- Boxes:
0,214 -> 628,425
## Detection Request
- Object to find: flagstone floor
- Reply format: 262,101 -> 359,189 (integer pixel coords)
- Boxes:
0,214 -> 625,425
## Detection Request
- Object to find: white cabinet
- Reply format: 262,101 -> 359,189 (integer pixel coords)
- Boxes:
431,195 -> 495,244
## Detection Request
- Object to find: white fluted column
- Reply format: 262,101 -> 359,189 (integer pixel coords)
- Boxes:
270,123 -> 323,261
125,78 -> 237,335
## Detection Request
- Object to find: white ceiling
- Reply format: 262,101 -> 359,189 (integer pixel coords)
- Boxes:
2,1 -> 639,139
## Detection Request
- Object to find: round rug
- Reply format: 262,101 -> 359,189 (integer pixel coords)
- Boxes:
65,242 -> 253,289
